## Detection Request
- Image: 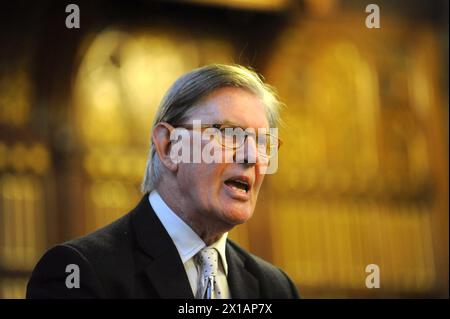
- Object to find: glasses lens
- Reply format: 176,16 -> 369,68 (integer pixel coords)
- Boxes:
216,127 -> 280,157
221,127 -> 245,149
259,134 -> 279,158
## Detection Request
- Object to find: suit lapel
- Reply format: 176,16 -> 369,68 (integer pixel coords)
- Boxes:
131,195 -> 194,299
226,242 -> 260,299
130,196 -> 260,299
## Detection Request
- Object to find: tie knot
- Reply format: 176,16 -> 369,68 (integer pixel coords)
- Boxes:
198,247 -> 218,278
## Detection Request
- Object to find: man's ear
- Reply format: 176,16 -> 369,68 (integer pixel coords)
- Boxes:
152,122 -> 178,172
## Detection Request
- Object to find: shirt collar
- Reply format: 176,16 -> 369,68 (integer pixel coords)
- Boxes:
149,191 -> 228,274
149,191 -> 204,263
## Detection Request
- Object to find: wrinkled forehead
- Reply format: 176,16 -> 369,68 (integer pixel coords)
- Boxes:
182,87 -> 270,129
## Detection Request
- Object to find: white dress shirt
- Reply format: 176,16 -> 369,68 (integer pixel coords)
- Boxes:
149,191 -> 231,298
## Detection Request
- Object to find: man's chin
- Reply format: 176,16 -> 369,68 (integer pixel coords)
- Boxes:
220,205 -> 254,226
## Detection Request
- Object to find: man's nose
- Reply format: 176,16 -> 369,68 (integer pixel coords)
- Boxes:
241,135 -> 258,165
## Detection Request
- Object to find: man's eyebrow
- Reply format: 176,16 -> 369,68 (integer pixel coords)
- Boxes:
182,119 -> 239,126
188,119 -> 255,128
216,120 -> 241,127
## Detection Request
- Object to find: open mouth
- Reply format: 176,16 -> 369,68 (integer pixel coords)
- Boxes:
224,178 -> 250,194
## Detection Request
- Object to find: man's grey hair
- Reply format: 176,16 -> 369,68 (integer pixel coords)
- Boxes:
141,64 -> 282,193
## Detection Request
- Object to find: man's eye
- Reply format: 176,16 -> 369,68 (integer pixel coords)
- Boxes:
223,131 -> 238,140
219,127 -> 238,136
257,135 -> 271,147
257,135 -> 268,143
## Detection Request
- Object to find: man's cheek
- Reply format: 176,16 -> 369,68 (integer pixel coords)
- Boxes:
254,176 -> 265,191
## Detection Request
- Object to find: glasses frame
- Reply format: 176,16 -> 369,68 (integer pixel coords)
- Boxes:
169,123 -> 283,158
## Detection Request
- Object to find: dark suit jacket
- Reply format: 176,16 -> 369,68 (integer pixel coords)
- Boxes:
26,195 -> 299,299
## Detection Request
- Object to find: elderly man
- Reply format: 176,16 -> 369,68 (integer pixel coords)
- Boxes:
27,64 -> 299,299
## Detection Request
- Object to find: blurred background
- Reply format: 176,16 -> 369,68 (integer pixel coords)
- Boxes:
0,0 -> 448,298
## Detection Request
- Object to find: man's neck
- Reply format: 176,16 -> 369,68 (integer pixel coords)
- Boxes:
155,186 -> 231,246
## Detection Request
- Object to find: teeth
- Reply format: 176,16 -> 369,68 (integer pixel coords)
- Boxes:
225,179 -> 249,193
230,184 -> 246,193
234,180 -> 249,191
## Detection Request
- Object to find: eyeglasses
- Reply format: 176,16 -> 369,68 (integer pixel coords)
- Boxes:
171,123 -> 282,158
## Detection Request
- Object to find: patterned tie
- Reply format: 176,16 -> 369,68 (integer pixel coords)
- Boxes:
196,247 -> 220,299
